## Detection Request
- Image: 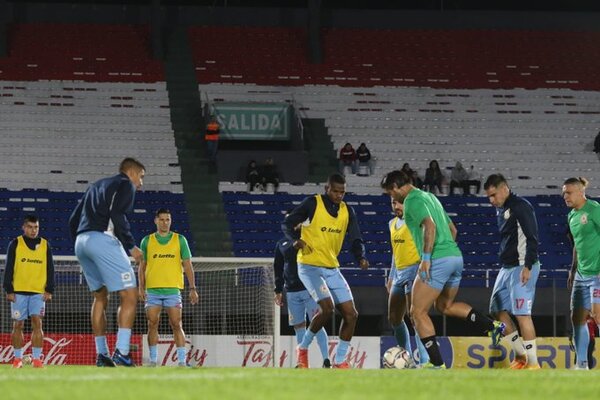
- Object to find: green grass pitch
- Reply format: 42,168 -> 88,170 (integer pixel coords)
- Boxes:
1,366 -> 599,400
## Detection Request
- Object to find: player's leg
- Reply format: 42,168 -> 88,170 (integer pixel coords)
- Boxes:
286,291 -> 308,346
490,267 -> 526,368
326,268 -> 357,367
411,277 -> 444,367
591,276 -> 600,327
571,274 -> 592,369
304,292 -> 331,367
29,294 -> 46,368
10,296 -> 26,368
145,298 -> 162,366
510,263 -> 540,369
165,297 -> 187,366
296,264 -> 332,367
404,273 -> 430,366
388,281 -> 411,352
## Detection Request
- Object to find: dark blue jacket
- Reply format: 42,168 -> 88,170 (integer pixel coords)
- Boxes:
3,236 -> 55,294
281,194 -> 366,263
69,173 -> 137,252
273,238 -> 306,293
495,192 -> 539,269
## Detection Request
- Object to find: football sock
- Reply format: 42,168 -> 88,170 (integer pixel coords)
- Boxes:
523,339 -> 538,366
177,347 -> 187,364
421,335 -> 444,367
574,324 -> 589,367
414,332 -> 430,365
506,331 -> 527,358
149,345 -> 158,363
334,339 -> 350,364
466,308 -> 495,333
299,329 -> 316,350
116,328 -> 132,355
315,328 -> 330,360
14,348 -> 22,359
294,327 -> 306,346
95,336 -> 109,356
32,347 -> 42,360
392,321 -> 411,353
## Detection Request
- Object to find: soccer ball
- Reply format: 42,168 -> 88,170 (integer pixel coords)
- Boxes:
22,354 -> 32,366
382,346 -> 412,369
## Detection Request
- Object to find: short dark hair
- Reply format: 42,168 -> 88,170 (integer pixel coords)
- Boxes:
380,170 -> 412,190
155,208 -> 171,217
483,174 -> 508,191
119,157 -> 145,173
563,177 -> 589,188
327,173 -> 346,186
23,215 -> 39,224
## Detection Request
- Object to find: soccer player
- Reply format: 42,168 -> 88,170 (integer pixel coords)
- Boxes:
483,174 -> 541,370
386,197 -> 430,367
282,173 -> 369,369
3,215 -> 54,369
381,170 -> 504,369
273,237 -> 331,368
69,157 -> 145,367
138,208 -> 198,367
562,176 -> 600,370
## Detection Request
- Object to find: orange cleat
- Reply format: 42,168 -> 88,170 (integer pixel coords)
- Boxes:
296,347 -> 308,369
332,361 -> 351,369
509,357 -> 527,370
32,359 -> 44,369
12,358 -> 23,369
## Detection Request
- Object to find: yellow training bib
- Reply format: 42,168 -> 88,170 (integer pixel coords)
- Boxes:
13,236 -> 48,293
145,233 -> 184,289
390,217 -> 420,269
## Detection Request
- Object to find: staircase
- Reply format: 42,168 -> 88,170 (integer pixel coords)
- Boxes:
302,118 -> 337,183
164,27 -> 233,257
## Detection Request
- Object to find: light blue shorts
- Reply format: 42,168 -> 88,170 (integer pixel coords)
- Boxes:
297,263 -> 353,305
286,289 -> 320,326
570,271 -> 600,311
390,264 -> 418,297
490,263 -> 540,316
145,292 -> 182,309
422,256 -> 463,291
11,294 -> 45,320
75,231 -> 137,292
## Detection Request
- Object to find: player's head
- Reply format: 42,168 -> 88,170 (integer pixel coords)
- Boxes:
154,208 -> 172,234
325,173 -> 346,204
119,157 -> 146,190
380,170 -> 413,201
562,177 -> 588,210
391,196 -> 404,218
484,174 -> 510,208
22,215 -> 39,239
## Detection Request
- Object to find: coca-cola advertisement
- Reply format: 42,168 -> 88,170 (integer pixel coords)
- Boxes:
0,333 -> 142,366
142,335 -> 380,368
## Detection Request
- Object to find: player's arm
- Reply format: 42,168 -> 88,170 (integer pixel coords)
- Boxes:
111,182 -> 142,263
68,195 -> 84,241
44,241 -> 55,301
179,235 -> 198,304
448,220 -> 458,241
347,206 -> 369,269
137,236 -> 148,300
3,240 -> 17,301
418,216 -> 436,281
387,257 -> 396,294
515,202 -> 539,270
273,242 -> 285,306
282,197 -> 315,248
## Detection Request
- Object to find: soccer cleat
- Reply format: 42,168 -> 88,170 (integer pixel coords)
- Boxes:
332,361 -> 351,369
322,358 -> 331,368
112,349 -> 136,367
12,358 -> 23,369
509,357 -> 527,370
32,359 -> 44,369
573,362 -> 589,370
148,361 -> 158,368
178,362 -> 192,368
525,364 -> 541,370
421,362 -> 447,370
296,347 -> 308,369
96,353 -> 116,367
489,321 -> 506,347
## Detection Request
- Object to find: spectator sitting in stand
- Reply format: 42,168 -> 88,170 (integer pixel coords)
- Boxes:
465,165 -> 482,195
261,157 -> 280,193
449,161 -> 469,196
356,143 -> 372,176
246,160 -> 262,192
424,160 -> 444,195
338,143 -> 357,175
